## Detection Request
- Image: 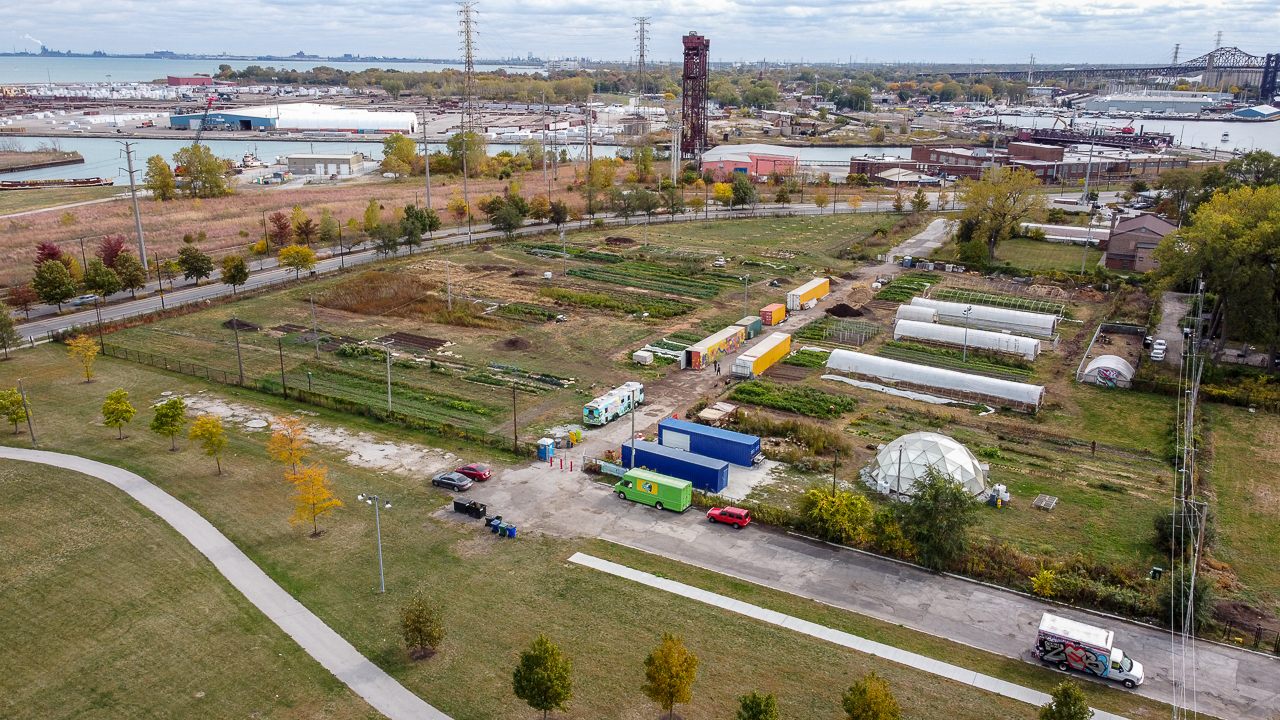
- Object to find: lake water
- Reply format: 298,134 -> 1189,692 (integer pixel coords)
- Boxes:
1,138 -> 903,185
0,57 -> 521,84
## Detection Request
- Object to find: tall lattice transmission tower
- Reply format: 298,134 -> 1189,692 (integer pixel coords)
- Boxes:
457,1 -> 478,242
634,17 -> 650,99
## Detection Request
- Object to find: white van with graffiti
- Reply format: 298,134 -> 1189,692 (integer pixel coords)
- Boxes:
1034,613 -> 1145,689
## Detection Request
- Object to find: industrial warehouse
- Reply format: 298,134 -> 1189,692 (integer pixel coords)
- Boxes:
167,103 -> 417,133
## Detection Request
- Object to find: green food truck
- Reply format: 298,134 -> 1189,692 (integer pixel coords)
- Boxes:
614,468 -> 692,512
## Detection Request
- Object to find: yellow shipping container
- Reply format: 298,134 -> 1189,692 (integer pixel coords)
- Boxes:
732,333 -> 792,377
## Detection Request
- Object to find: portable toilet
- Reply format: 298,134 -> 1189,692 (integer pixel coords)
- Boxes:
538,438 -> 555,460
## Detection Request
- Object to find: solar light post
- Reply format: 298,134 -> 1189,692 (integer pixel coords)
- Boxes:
962,305 -> 973,363
357,493 -> 392,594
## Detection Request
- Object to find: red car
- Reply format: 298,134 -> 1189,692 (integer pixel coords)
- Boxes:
707,506 -> 751,528
455,463 -> 492,481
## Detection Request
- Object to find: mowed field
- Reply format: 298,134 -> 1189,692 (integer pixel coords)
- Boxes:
0,343 -> 1177,720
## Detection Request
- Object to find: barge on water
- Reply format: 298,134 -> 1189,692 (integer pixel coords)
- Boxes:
0,177 -> 115,191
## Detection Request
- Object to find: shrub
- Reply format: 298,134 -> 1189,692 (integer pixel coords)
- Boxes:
892,467 -> 980,571
868,507 -> 914,559
797,488 -> 873,545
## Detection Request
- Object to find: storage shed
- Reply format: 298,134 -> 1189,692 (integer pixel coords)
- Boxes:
825,349 -> 1045,411
895,305 -> 939,323
865,432 -> 989,497
893,319 -> 1040,360
910,297 -> 1059,337
658,418 -> 761,467
1080,355 -> 1136,388
622,440 -> 729,494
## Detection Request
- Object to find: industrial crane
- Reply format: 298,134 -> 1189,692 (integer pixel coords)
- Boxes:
192,97 -> 214,146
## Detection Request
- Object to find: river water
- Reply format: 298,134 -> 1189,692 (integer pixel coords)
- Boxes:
0,138 -> 906,185
0,57 -> 518,84
993,114 -> 1280,155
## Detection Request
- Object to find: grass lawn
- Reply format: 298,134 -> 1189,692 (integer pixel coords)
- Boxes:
1207,405 -> 1280,606
0,345 -> 1176,720
0,186 -> 123,216
0,462 -> 376,720
995,237 -> 1103,272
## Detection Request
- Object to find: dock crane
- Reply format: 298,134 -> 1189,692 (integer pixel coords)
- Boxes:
192,97 -> 214,146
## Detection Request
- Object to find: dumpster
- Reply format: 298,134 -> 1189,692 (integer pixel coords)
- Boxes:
469,502 -> 487,519
507,524 -> 517,538
453,498 -> 476,514
538,438 -> 555,460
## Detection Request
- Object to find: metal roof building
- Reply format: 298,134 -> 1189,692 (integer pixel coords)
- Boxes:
168,103 -> 415,133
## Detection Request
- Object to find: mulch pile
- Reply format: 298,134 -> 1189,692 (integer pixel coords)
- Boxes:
496,337 -> 532,351
605,236 -> 635,245
825,303 -> 865,318
510,269 -> 534,278
222,318 -> 260,331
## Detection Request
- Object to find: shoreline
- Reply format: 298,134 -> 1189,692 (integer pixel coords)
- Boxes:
0,154 -> 86,174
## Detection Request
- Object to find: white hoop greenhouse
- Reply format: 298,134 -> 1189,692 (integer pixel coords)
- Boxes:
911,297 -> 1059,337
825,349 -> 1045,410
865,431 -> 989,497
1079,355 -> 1136,388
895,305 -> 939,323
893,319 -> 1041,360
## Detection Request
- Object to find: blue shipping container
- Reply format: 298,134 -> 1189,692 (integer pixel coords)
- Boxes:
657,418 -> 761,467
621,441 -> 728,494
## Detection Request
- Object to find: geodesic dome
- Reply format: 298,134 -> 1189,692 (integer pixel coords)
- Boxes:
865,432 -> 988,498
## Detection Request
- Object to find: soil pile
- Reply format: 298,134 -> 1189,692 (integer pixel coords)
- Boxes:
826,303 -> 865,318
495,337 -> 532,351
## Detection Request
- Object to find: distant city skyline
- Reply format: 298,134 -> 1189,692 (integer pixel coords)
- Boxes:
7,1 -> 1278,67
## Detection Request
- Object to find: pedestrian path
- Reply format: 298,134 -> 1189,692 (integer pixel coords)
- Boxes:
0,446 -> 451,720
569,552 -> 1130,720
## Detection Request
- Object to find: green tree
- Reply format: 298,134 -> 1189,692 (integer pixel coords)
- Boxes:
381,79 -> 404,99
172,144 -> 230,198
446,130 -> 488,175
512,634 -> 574,719
1223,150 -> 1280,187
114,252 -> 148,298
775,187 -> 792,204
842,671 -> 900,720
220,254 -> 250,293
737,691 -> 779,720
82,259 -> 122,299
635,188 -> 662,222
177,246 -> 214,283
731,173 -> 757,207
0,388 -> 29,433
549,200 -> 570,228
400,204 -> 440,251
892,467 -> 981,571
636,145 -> 655,180
363,199 -> 382,232
279,244 -> 317,280
1158,571 -> 1215,633
150,396 -> 188,451
0,310 -> 18,359
101,388 -> 136,439
318,208 -> 340,245
957,167 -> 1045,261
400,596 -> 446,657
641,633 -> 698,720
32,260 -> 78,309
911,187 -> 930,213
661,188 -> 685,215
381,133 -> 417,177
892,190 -> 906,214
1038,681 -> 1093,720
492,203 -> 526,239
144,154 -> 177,201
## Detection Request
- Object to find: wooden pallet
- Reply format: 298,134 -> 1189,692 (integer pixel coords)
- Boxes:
1032,494 -> 1058,511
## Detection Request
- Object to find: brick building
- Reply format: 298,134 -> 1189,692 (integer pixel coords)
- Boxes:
1103,214 -> 1177,272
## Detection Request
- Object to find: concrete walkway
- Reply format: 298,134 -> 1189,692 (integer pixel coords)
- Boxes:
570,552 -> 1129,720
0,446 -> 450,720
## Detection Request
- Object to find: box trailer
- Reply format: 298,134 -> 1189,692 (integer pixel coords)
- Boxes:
658,418 -> 761,467
582,381 -> 644,426
614,468 -> 692,512
786,278 -> 830,311
1034,613 -> 1144,689
731,332 -> 792,378
735,315 -> 763,339
686,325 -> 747,370
761,303 -> 786,326
622,440 -> 729,494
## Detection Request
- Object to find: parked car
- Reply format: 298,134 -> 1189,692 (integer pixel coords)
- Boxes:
455,462 -> 492,481
1150,348 -> 1166,362
1152,339 -> 1168,352
431,471 -> 473,491
1142,335 -> 1153,349
707,506 -> 751,528
71,294 -> 100,307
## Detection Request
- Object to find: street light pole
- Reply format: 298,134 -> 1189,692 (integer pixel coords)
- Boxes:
357,493 -> 392,593
962,305 -> 973,363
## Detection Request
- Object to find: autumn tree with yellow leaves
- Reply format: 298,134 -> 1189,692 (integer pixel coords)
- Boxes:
189,414 -> 228,475
268,415 -> 309,471
289,462 -> 342,537
66,336 -> 99,383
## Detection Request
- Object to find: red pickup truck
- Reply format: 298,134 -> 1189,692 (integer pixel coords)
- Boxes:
707,506 -> 751,528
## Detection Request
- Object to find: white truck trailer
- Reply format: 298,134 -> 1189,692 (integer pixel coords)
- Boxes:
582,382 -> 644,426
1033,613 -> 1144,689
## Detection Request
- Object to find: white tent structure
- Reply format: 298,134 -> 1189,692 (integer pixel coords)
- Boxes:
826,349 -> 1045,411
1079,355 -> 1136,388
911,297 -> 1059,337
865,432 -> 989,497
893,319 -> 1040,360
895,305 -> 939,323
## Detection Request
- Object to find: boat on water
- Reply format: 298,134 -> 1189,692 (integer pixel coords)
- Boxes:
0,177 -> 114,191
1221,131 -> 1230,142
240,152 -> 266,169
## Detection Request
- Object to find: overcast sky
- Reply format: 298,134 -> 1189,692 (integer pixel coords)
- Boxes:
8,0 -> 1279,66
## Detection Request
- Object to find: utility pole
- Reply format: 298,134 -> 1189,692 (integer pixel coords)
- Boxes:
117,141 -> 149,272
1080,138 -> 1097,205
458,1 -> 478,246
511,383 -> 518,453
310,293 -> 319,357
18,379 -> 35,447
232,313 -> 245,385
561,231 -> 567,276
741,273 -> 749,318
420,111 -> 433,240
278,338 -> 287,399
385,343 -> 392,411
446,259 -> 452,310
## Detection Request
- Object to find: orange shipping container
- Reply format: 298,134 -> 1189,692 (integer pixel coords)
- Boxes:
761,303 -> 786,326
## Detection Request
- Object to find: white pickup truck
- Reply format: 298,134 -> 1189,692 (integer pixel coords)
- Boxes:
1033,613 -> 1144,689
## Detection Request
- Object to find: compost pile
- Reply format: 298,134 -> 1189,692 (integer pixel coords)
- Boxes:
825,303 -> 865,318
496,337 -> 532,351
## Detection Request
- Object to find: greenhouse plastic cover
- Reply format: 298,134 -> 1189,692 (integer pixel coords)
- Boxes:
1082,354 -> 1135,381
826,349 -> 1045,407
895,305 -> 939,323
893,319 -> 1040,360
866,431 -> 989,496
910,297 -> 1059,336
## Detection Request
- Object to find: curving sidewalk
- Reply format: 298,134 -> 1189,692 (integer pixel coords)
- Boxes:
0,446 -> 450,720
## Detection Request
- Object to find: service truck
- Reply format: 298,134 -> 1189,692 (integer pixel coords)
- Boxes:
1034,613 -> 1144,688
614,468 -> 692,512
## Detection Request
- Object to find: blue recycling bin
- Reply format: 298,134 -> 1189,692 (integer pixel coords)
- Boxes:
507,524 -> 517,538
490,519 -> 502,533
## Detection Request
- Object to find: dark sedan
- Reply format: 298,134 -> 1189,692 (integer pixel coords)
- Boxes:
431,471 -> 474,491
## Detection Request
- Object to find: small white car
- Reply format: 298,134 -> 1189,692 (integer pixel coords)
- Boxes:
71,294 -> 100,307
1151,348 -> 1166,362
1152,339 -> 1168,352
